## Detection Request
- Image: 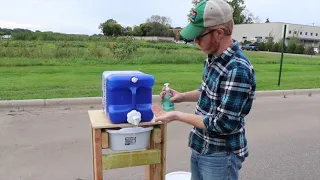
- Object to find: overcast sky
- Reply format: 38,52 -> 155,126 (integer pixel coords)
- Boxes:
0,0 -> 318,35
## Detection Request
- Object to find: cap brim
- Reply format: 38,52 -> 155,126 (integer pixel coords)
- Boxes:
180,23 -> 206,42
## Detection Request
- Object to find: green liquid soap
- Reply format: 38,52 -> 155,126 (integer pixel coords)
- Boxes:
162,83 -> 175,112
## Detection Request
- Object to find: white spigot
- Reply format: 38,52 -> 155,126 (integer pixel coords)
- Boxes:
127,110 -> 142,126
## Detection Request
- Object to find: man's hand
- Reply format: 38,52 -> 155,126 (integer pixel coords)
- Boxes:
159,87 -> 185,103
153,105 -> 206,129
154,111 -> 182,123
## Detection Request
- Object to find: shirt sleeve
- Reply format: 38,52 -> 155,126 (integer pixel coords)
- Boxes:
203,67 -> 253,135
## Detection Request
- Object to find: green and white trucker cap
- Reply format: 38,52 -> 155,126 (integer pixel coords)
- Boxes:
180,0 -> 234,41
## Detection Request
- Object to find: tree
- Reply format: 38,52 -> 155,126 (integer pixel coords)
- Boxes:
99,19 -> 123,36
122,26 -> 133,36
105,19 -> 117,24
139,23 -> 152,36
242,9 -> 260,24
146,15 -> 172,28
227,0 -> 246,24
266,18 -> 270,23
132,25 -> 143,36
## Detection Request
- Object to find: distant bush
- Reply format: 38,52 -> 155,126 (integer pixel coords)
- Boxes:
107,37 -> 140,60
265,41 -> 274,51
294,44 -> 305,54
304,46 -> 315,55
258,42 -> 266,51
0,38 -> 196,60
271,42 -> 280,52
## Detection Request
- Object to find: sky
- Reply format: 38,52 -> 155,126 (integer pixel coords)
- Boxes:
0,0 -> 319,35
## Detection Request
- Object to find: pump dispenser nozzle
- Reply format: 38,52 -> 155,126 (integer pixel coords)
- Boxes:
164,83 -> 170,91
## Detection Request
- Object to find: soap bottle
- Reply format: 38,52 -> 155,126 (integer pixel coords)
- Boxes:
162,83 -> 175,112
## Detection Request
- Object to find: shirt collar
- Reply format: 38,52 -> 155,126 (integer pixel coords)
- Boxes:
207,40 -> 239,63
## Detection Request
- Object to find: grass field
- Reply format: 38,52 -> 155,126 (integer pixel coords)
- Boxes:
0,40 -> 319,100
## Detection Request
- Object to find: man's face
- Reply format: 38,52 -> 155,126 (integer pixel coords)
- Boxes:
194,28 -> 223,54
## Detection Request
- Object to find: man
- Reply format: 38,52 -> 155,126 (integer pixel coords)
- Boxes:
154,0 -> 256,179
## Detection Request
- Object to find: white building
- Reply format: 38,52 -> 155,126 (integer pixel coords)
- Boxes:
1,35 -> 11,40
133,36 -> 175,42
232,22 -> 320,47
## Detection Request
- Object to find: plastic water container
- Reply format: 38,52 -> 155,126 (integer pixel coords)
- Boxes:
106,126 -> 154,151
102,71 -> 155,124
166,171 -> 191,180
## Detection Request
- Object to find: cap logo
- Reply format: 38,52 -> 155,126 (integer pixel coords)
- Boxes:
189,9 -> 197,22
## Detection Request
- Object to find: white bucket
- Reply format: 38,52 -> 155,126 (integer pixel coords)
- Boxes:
166,171 -> 191,180
106,126 -> 153,151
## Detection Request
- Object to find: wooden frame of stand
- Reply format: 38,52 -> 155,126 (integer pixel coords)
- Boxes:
88,109 -> 167,180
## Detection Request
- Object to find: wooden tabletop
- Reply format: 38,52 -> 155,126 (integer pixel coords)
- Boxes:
88,109 -> 165,129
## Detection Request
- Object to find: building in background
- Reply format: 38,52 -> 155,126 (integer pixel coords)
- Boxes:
169,28 -> 183,40
133,36 -> 175,42
1,35 -> 11,40
232,22 -> 320,47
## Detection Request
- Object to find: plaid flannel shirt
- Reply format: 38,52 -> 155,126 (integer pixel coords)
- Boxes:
189,40 -> 256,158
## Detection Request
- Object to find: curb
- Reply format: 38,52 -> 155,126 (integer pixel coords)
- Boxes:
254,88 -> 320,97
0,89 -> 319,108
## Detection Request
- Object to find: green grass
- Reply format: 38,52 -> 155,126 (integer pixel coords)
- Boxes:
0,41 -> 320,100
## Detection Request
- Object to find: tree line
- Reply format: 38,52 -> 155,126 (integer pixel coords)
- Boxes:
0,27 -> 106,41
98,15 -> 176,37
248,35 -> 317,55
1,0 -> 263,41
99,0 -> 261,37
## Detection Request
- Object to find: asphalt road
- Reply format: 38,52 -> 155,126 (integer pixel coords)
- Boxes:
0,94 -> 319,180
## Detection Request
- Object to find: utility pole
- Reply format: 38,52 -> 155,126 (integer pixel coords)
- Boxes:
278,24 -> 287,87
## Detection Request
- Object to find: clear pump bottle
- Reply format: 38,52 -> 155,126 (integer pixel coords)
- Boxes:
162,83 -> 175,112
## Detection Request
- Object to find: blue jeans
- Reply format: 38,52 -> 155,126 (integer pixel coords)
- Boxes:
190,150 -> 245,180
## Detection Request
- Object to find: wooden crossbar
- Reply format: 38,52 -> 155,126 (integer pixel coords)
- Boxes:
102,149 -> 161,170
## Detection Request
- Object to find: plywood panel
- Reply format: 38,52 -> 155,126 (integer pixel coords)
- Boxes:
102,149 -> 161,170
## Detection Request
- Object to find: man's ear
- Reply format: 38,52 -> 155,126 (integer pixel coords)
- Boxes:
216,29 -> 224,39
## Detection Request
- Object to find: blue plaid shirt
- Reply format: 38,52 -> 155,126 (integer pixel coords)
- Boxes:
189,40 -> 256,158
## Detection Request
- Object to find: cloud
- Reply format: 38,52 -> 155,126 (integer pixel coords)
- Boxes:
0,20 -> 41,29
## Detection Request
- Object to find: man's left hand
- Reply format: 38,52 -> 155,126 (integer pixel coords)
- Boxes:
154,111 -> 181,123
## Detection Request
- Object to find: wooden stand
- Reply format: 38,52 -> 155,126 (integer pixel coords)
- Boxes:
88,110 -> 167,180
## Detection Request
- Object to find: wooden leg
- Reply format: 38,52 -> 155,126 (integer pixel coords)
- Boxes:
160,124 -> 167,179
91,126 -> 95,180
93,128 -> 103,180
145,124 -> 167,180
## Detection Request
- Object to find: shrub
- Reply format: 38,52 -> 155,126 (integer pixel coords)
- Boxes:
277,40 -> 287,52
304,46 -> 315,55
294,44 -> 305,54
107,37 -> 140,60
271,43 -> 280,52
258,42 -> 266,51
265,41 -> 274,51
287,43 -> 297,53
89,43 -> 106,58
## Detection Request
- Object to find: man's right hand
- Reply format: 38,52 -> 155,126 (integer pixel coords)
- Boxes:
159,87 -> 185,103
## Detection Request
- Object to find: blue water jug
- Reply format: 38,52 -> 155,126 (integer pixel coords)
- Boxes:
102,71 -> 155,124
